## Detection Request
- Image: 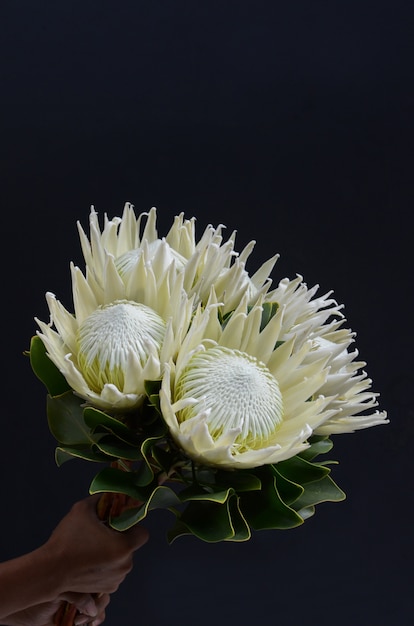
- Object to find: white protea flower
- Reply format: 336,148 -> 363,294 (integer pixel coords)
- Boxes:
35,243 -> 195,411
159,293 -> 337,469
159,281 -> 388,469
77,203 -> 279,314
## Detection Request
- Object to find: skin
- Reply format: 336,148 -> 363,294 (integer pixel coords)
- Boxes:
0,496 -> 149,625
0,593 -> 110,626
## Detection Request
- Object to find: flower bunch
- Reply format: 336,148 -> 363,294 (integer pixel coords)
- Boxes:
30,202 -> 388,544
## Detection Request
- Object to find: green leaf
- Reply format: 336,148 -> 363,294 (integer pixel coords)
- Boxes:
47,392 -> 96,446
292,475 -> 346,510
109,486 -> 182,531
138,432 -> 167,486
187,467 -> 217,486
299,437 -> 334,462
151,445 -> 177,474
55,445 -> 109,466
29,335 -> 71,396
89,467 -> 148,501
273,467 -> 304,505
179,486 -> 235,504
94,436 -> 143,461
260,301 -> 279,331
241,470 -> 303,530
144,379 -> 162,398
178,494 -> 247,543
144,380 -> 162,412
215,470 -> 262,493
297,505 -> 316,520
276,455 -> 330,486
226,496 -> 251,542
83,407 -> 140,444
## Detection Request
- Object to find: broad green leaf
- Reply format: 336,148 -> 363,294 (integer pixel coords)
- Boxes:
299,437 -> 334,462
178,495 -> 243,542
29,335 -> 71,396
83,407 -> 140,444
292,475 -> 346,509
109,485 -> 181,531
167,498 -> 251,543
151,445 -> 177,474
47,392 -> 95,446
89,467 -> 148,501
179,486 -> 234,504
184,467 -> 217,486
276,455 -> 330,486
273,467 -> 304,505
133,457 -> 158,487
297,505 -> 316,520
138,432 -> 168,486
94,436 -> 143,461
55,445 -> 109,466
226,496 -> 251,542
215,470 -> 262,493
241,472 -> 303,530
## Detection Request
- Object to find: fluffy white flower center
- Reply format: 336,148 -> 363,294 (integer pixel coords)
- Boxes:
115,240 -> 186,276
76,300 -> 166,393
175,346 -> 283,450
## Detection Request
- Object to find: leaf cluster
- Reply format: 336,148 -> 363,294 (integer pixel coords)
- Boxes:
28,334 -> 345,544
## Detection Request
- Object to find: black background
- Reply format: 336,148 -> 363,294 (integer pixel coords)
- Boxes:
1,2 -> 413,625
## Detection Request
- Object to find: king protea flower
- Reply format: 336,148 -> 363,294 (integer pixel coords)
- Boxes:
159,283 -> 388,469
77,203 -> 279,314
35,251 -> 195,411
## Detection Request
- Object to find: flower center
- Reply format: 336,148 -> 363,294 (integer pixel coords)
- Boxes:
76,300 -> 166,393
175,346 -> 283,450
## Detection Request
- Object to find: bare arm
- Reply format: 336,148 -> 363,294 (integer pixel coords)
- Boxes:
0,544 -> 61,620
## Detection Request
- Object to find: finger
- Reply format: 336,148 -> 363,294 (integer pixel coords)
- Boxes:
95,593 -> 110,612
69,593 -> 110,625
74,615 -> 92,626
60,592 -> 97,619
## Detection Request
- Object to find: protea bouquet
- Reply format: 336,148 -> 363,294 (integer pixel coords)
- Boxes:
29,203 -> 388,624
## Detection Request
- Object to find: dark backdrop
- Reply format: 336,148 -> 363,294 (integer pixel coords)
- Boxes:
1,2 -> 412,625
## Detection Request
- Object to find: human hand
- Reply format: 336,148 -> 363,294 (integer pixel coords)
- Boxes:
0,592 -> 110,626
44,495 -> 149,596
